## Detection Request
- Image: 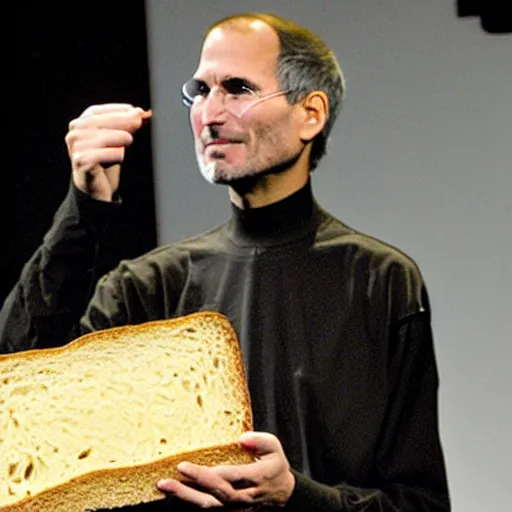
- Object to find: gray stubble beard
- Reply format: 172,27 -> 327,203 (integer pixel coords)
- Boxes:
195,122 -> 305,186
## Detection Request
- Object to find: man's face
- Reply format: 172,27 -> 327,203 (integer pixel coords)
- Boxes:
190,21 -> 305,185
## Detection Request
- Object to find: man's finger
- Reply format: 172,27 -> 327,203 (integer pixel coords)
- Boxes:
80,103 -> 138,118
72,147 -> 126,172
211,462 -> 260,485
66,128 -> 134,153
69,111 -> 148,134
176,462 -> 231,490
240,431 -> 282,457
176,462 -> 258,503
157,478 -> 223,508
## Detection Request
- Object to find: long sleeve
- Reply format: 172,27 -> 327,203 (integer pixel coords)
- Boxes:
0,184 -> 119,353
283,311 -> 450,511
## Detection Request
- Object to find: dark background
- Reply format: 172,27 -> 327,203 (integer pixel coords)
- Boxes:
458,0 -> 512,33
4,2 -> 157,304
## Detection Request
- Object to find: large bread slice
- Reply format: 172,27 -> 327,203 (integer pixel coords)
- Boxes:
0,312 -> 253,511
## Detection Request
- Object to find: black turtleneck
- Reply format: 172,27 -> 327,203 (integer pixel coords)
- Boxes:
228,180 -> 316,246
0,181 -> 450,511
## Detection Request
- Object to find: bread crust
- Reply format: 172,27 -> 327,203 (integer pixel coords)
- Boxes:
2,443 -> 254,512
0,312 -> 254,511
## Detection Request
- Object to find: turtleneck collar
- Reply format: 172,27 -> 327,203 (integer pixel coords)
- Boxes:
228,180 -> 319,247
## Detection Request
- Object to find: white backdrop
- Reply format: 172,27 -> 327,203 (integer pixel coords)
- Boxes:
145,1 -> 512,510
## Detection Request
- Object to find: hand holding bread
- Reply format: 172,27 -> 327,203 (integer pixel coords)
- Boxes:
158,431 -> 296,508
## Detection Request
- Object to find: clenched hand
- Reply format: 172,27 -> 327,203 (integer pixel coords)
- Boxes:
65,103 -> 152,201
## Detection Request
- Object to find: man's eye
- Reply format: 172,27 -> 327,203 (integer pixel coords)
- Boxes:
195,82 -> 210,97
223,78 -> 254,96
183,80 -> 210,101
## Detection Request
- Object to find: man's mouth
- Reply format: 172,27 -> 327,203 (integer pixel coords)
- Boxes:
204,139 -> 237,148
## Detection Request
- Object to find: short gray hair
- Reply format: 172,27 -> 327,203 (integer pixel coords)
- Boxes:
207,13 -> 346,170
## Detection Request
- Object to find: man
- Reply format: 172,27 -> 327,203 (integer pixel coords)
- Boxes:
1,13 -> 450,511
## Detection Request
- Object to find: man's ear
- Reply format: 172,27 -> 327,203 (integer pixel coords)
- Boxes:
297,91 -> 329,142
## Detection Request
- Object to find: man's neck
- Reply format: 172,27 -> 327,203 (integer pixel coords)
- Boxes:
228,167 -> 310,209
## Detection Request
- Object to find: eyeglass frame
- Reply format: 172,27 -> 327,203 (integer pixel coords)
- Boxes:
181,77 -> 291,119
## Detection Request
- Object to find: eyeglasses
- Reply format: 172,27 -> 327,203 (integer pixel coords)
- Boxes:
181,77 -> 290,119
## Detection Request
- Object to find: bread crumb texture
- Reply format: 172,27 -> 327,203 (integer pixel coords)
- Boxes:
0,312 -> 252,509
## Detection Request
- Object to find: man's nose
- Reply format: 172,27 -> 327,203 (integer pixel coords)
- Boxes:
201,90 -> 228,125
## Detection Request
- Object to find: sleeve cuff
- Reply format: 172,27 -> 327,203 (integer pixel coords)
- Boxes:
283,470 -> 342,511
42,181 -> 121,252
71,182 -> 122,222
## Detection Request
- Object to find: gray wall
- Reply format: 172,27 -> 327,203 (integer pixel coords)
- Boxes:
145,1 -> 511,510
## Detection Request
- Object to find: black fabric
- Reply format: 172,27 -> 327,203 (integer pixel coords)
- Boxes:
0,181 -> 450,511
0,184 -> 119,351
